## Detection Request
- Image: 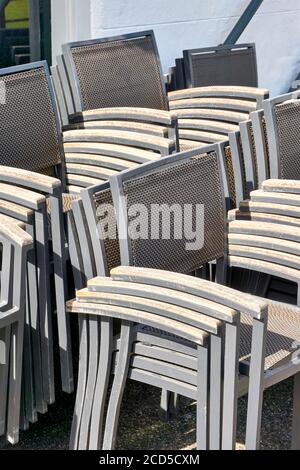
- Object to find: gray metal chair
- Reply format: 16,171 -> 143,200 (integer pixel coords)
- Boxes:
57,31 -> 268,151
228,108 -> 270,206
67,143 -> 233,449
168,86 -> 269,151
0,221 -> 33,444
53,31 -> 178,144
0,183 -> 52,429
263,91 -> 300,180
70,147 -> 300,449
0,61 -> 175,398
183,43 -> 258,89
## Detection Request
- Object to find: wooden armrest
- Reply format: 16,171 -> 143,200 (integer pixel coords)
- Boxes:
110,267 -> 268,320
178,119 -> 238,134
229,220 -> 300,244
228,256 -> 300,284
0,214 -> 25,228
66,174 -> 105,188
0,199 -> 34,223
262,179 -> 300,195
64,120 -> 168,138
70,107 -> 177,126
64,142 -> 158,164
87,277 -> 236,324
169,97 -> 257,113
174,108 -> 248,124
240,200 -> 300,218
0,183 -> 46,210
168,86 -> 269,102
67,300 -> 208,346
65,163 -> 117,180
229,244 -> 300,270
65,153 -> 137,171
0,222 -> 33,248
63,129 -> 175,155
178,129 -> 227,143
229,233 -> 300,257
0,167 -> 61,194
77,288 -> 221,334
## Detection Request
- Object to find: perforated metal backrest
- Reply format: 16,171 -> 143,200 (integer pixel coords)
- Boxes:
111,145 -> 226,274
224,145 -> 236,207
62,31 -> 168,113
274,100 -> 300,179
0,62 -> 64,175
93,187 -> 121,274
183,43 -> 258,89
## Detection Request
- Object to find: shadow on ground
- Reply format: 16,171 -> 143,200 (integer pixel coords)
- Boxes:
0,378 -> 293,450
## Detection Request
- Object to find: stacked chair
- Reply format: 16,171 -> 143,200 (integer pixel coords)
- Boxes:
2,27 -> 300,451
51,31 -> 268,153
169,43 -> 258,91
0,221 -> 33,444
0,59 -> 176,439
67,145 -> 300,450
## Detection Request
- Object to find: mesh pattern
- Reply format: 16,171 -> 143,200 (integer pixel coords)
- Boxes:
0,67 -> 62,172
71,36 -> 168,111
94,188 -> 121,272
262,117 -> 270,177
123,151 -> 225,273
240,302 -> 300,370
189,48 -> 257,88
275,101 -> 300,179
224,146 -> 236,207
249,124 -> 258,186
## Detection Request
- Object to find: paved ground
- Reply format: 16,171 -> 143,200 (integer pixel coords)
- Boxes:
0,378 -> 293,450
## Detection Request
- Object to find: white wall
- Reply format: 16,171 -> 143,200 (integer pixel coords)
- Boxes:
51,0 -> 300,96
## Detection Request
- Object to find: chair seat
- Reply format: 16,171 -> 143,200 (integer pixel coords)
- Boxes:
240,301 -> 300,370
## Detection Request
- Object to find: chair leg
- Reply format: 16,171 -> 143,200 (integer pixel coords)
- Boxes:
196,345 -> 208,450
0,327 -> 10,436
209,334 -> 222,450
27,221 -> 48,413
292,372 -> 300,450
23,289 -> 38,424
89,318 -> 113,450
221,323 -> 239,450
245,319 -> 266,450
102,321 -> 132,450
6,319 -> 24,445
34,209 -> 55,406
50,193 -> 74,394
69,316 -> 89,450
78,317 -> 100,450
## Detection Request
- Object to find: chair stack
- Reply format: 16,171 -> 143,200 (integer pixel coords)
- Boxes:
2,26 -> 300,451
67,145 -> 300,449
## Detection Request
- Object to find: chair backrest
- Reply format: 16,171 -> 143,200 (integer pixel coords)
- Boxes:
263,91 -> 300,180
0,62 -> 66,182
183,43 -> 258,89
110,144 -> 227,273
70,144 -> 228,285
62,30 -> 169,114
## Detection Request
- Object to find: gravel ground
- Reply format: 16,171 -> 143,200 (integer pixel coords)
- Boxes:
0,378 -> 293,450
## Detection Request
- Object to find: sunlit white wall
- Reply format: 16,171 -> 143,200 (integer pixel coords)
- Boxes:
51,0 -> 300,95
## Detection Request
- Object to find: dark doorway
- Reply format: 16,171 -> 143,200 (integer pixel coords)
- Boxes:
0,0 -> 51,68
